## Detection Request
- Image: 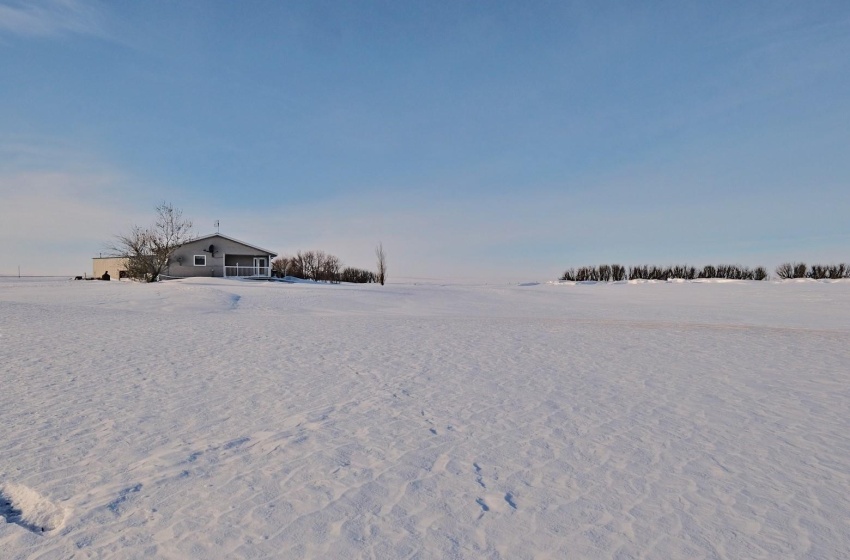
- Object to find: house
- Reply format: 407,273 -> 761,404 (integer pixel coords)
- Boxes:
92,233 -> 277,280
164,233 -> 277,278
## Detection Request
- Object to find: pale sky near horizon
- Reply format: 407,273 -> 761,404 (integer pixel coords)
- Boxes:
1,0 -> 848,281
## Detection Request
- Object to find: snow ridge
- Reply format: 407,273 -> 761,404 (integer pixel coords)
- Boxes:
0,484 -> 66,534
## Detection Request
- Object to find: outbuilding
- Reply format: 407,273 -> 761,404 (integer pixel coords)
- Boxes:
92,257 -> 129,280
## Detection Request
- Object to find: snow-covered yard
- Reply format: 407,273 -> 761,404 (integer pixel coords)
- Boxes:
1,277 -> 849,559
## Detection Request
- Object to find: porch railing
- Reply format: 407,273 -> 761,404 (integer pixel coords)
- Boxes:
225,266 -> 270,277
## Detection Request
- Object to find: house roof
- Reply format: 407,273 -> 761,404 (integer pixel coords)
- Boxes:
187,233 -> 277,257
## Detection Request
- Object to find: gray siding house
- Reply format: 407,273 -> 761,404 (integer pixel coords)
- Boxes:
164,234 -> 277,279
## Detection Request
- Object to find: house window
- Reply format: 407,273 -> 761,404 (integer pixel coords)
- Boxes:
194,255 -> 206,266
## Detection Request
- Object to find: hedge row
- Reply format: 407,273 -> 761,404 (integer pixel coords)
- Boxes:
775,263 -> 850,279
560,262 -> 850,282
560,264 -> 769,282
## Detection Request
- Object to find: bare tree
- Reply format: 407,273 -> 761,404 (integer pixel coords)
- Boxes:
271,256 -> 292,277
319,253 -> 342,283
288,253 -> 305,278
375,242 -> 387,285
110,203 -> 193,282
299,250 -> 320,281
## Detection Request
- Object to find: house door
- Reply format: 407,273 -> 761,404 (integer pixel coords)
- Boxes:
254,257 -> 266,275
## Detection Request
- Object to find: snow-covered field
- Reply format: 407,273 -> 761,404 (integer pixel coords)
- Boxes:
1,277 -> 849,559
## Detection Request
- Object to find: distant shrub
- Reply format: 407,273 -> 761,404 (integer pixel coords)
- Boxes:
775,263 -> 794,279
809,264 -> 828,280
612,264 -> 627,281
339,267 -> 377,283
829,264 -> 849,278
775,262 -> 850,280
806,264 -> 850,279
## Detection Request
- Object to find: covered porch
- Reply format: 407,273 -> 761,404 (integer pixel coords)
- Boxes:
223,254 -> 271,278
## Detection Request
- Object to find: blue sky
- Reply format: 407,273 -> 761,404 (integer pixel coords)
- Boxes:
2,1 -> 849,281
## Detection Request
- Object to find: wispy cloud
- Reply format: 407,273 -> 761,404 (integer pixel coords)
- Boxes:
0,139 -> 182,275
0,0 -> 105,38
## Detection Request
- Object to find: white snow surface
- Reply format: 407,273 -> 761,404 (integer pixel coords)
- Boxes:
1,277 -> 849,559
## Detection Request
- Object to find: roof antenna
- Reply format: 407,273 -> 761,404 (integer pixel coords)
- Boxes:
214,220 -> 220,234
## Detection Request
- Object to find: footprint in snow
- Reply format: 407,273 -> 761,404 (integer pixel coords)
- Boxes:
187,451 -> 203,463
222,436 -> 251,450
473,463 -> 486,488
107,483 -> 143,515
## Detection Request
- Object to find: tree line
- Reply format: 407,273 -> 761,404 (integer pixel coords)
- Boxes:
271,250 -> 381,284
559,262 -> 850,282
560,264 -> 769,282
272,243 -> 386,284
